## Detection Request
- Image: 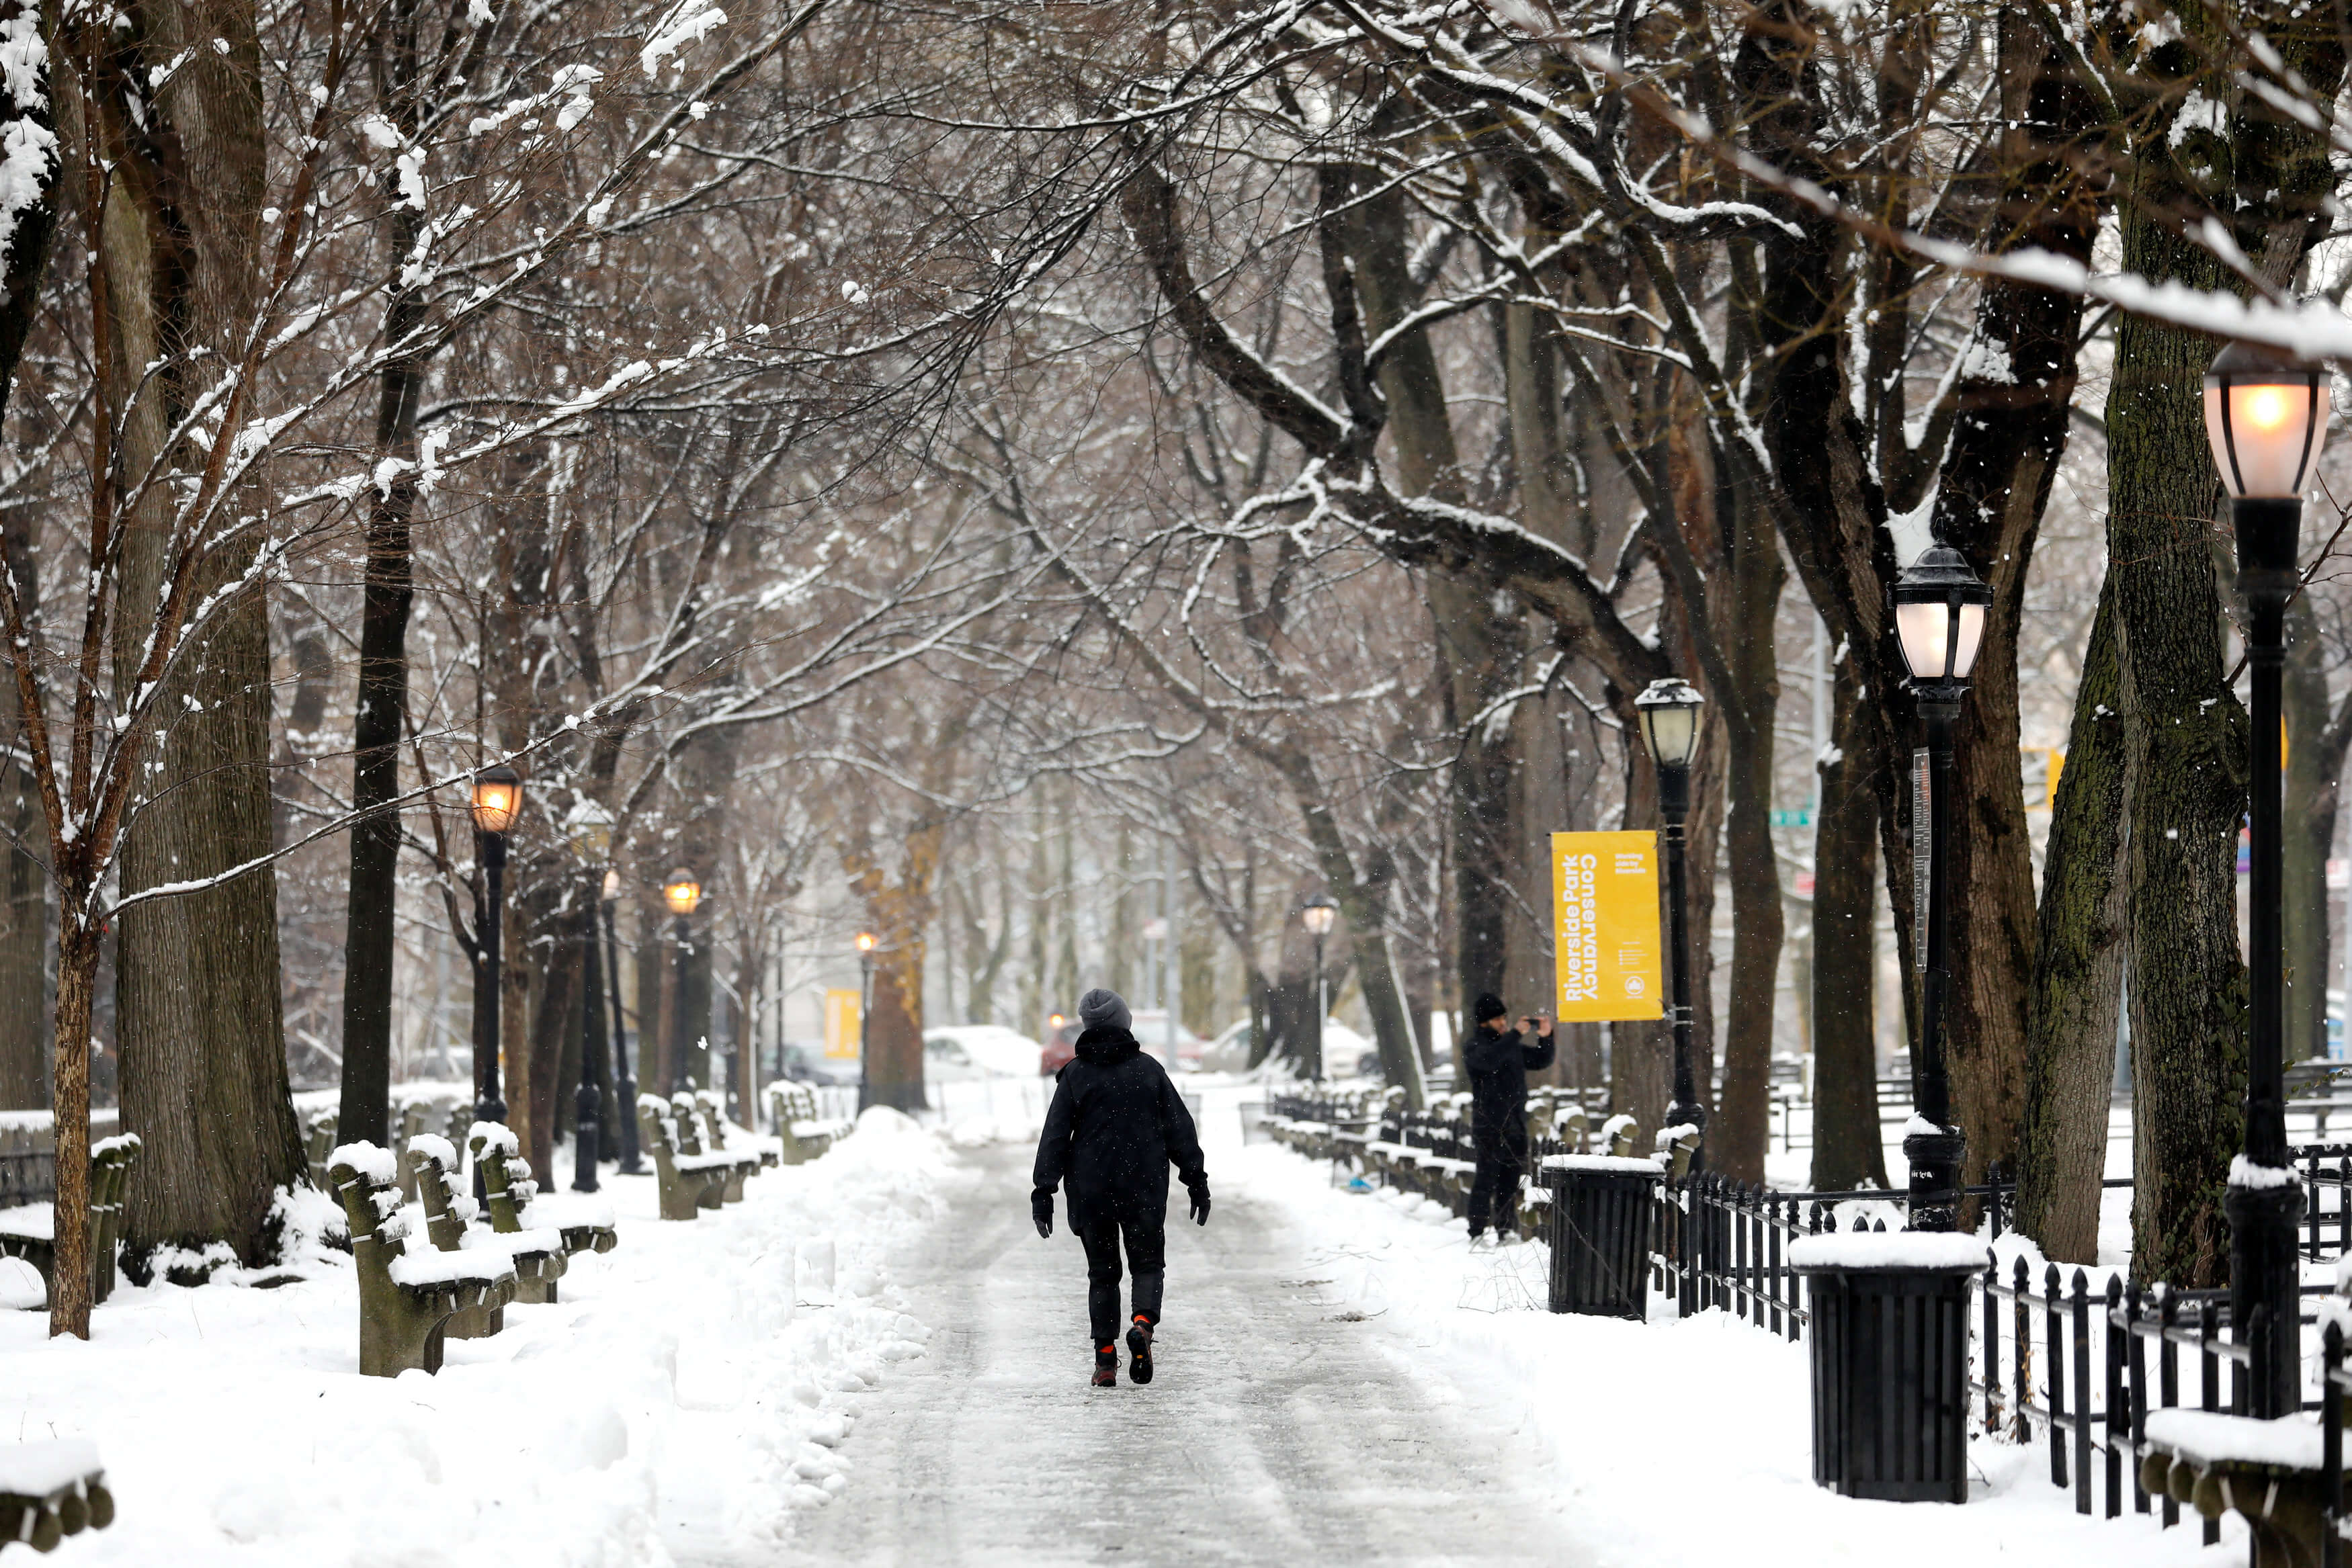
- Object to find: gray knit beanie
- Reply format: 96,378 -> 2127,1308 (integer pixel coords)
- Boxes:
1077,988 -> 1131,1033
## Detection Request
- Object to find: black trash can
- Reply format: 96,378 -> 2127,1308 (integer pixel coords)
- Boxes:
1542,1155 -> 1663,1318
1790,1232 -> 1989,1504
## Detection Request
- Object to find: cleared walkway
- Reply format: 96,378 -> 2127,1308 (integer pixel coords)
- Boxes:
784,1139 -> 1581,1567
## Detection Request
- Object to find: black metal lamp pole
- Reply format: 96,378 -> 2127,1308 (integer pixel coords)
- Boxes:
602,879 -> 641,1174
661,868 -> 704,1095
2207,341 -> 2328,1418
477,828 -> 508,1132
1635,681 -> 1708,1162
1890,546 -> 1990,1234
573,875 -> 605,1192
1302,896 -> 1336,1082
468,766 -> 522,1203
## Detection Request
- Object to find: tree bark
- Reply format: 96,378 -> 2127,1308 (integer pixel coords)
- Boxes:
2282,589 -> 2345,1063
1811,655 -> 1889,1190
2016,587 -> 2130,1261
335,183 -> 429,1147
2109,242 -> 2246,1291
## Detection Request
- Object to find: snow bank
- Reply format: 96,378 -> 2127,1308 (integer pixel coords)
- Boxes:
1232,1141 -> 2238,1567
0,1106 -> 949,1565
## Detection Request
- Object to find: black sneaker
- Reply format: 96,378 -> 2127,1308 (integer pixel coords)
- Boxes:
1127,1317 -> 1154,1385
1093,1346 -> 1118,1387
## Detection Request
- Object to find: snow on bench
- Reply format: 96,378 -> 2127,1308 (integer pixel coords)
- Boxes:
327,1143 -> 517,1377
638,1096 -> 729,1220
0,1439 -> 112,1553
470,1126 -> 614,1287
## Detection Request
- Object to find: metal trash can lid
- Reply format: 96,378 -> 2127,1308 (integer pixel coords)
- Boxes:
1786,1230 -> 1990,1276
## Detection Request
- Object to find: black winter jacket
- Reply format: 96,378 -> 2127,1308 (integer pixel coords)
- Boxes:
1462,1024 -> 1557,1143
1032,1026 -> 1208,1228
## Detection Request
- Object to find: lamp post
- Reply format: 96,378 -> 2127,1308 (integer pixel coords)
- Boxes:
2206,340 -> 2330,1418
1890,543 -> 1991,1233
662,869 -> 703,1094
569,805 -> 614,1192
1302,896 -> 1337,1081
469,767 -> 523,1143
854,931 -> 876,1110
1634,678 -> 1708,1161
601,867 -> 642,1174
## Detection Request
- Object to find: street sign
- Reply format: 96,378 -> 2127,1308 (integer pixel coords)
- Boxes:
1551,831 -> 1664,1022
1769,808 -> 1813,828
823,988 -> 862,1059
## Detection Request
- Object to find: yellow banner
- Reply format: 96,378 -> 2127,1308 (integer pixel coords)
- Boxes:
1552,831 -> 1665,1022
823,988 -> 863,1059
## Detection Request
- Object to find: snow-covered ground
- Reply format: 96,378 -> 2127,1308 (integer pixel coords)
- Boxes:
1148,1086 -> 2230,1568
1214,1095 -> 2242,1568
0,1108 -> 946,1566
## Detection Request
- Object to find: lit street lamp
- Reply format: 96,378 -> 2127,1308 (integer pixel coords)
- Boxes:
854,931 -> 877,1110
663,868 -> 704,1094
1302,896 -> 1337,1081
569,805 -> 614,1192
1891,543 -> 1991,1233
601,867 -> 642,1174
1634,678 -> 1708,1162
2207,341 -> 2330,1418
469,766 -> 523,1193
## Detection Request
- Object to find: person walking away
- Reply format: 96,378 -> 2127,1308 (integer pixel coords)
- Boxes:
1464,993 -> 1555,1244
1032,988 -> 1210,1387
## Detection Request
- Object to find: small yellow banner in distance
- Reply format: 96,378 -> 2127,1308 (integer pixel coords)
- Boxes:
823,988 -> 863,1059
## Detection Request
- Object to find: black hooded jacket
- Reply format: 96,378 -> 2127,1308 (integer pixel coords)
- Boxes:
1033,1026 -> 1207,1227
1462,1023 -> 1557,1143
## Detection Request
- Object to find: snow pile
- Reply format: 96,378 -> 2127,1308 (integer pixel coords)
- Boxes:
1234,1140 -> 2239,1567
0,1105 -> 946,1566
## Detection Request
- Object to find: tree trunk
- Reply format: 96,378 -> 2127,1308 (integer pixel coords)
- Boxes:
525,906 -> 585,1177
1706,490 -> 1787,1184
1812,656 -> 1889,1190
47,911 -> 97,1337
2283,589 -> 2342,1064
335,191 -> 428,1148
2110,243 -> 2246,1292
2015,589 -> 2130,1260
0,513 -> 44,1112
91,0 -> 303,1266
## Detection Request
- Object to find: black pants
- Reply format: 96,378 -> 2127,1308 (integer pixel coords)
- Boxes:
1468,1125 -> 1525,1234
1077,1213 -> 1165,1347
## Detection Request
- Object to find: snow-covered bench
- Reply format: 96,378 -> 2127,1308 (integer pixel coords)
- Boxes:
301,1109 -> 339,1189
0,1134 -> 143,1308
670,1092 -> 761,1202
638,1097 -> 730,1220
693,1090 -> 781,1171
766,1084 -> 852,1166
2140,1408 -> 2334,1568
469,1124 -> 617,1264
405,1137 -> 562,1322
2138,1254 -> 2352,1567
0,1440 -> 113,1552
327,1144 -> 515,1377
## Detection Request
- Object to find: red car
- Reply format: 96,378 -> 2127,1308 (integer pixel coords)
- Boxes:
1038,1013 -> 1180,1075
1040,1016 -> 1080,1075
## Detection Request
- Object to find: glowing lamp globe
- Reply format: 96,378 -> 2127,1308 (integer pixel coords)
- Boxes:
661,869 -> 702,917
1302,896 -> 1338,937
470,766 -> 523,836
2206,341 -> 2330,500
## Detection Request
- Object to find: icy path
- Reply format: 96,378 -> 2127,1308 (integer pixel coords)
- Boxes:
784,1139 -> 1583,1567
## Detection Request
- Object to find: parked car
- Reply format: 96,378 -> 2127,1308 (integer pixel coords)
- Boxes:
923,1025 -> 1045,1080
1198,1016 -> 1376,1076
1038,1012 -> 1185,1074
778,1042 -> 860,1087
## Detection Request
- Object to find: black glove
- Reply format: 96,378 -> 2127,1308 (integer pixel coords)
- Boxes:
1032,1188 -> 1054,1239
1188,1182 -> 1210,1227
